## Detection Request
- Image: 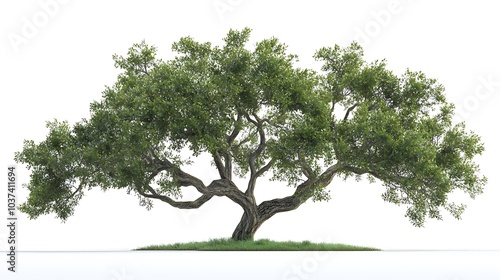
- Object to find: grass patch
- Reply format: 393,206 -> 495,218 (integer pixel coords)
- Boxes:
135,238 -> 379,251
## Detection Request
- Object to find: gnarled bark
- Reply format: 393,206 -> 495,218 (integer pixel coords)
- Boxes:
231,163 -> 342,241
232,209 -> 261,240
142,121 -> 343,241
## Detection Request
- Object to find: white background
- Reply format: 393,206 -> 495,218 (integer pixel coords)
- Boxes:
1,0 -> 499,252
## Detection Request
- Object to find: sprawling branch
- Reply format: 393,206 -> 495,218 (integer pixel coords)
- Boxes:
257,163 -> 341,222
143,152 -> 257,212
136,185 -> 213,209
144,154 -> 206,193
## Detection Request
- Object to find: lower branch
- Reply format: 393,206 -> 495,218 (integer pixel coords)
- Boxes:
257,163 -> 342,223
136,186 -> 214,209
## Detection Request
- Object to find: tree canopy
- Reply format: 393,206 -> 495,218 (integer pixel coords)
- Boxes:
15,28 -> 486,240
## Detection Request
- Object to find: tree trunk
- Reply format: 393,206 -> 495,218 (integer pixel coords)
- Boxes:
231,209 -> 261,241
230,164 -> 341,241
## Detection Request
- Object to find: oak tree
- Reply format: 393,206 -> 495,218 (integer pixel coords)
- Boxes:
15,28 -> 487,240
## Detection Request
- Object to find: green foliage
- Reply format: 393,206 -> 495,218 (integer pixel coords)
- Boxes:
15,28 -> 486,227
15,120 -> 84,220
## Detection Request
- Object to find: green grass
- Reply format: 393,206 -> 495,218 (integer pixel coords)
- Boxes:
135,238 -> 380,251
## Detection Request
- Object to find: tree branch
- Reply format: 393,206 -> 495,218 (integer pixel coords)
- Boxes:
136,185 -> 213,209
212,151 -> 228,179
257,163 -> 342,222
297,149 -> 316,180
226,113 -> 242,146
69,177 -> 86,199
244,112 -> 269,196
211,114 -> 243,181
247,113 -> 267,164
143,151 -> 256,212
144,154 -> 206,193
222,150 -> 232,180
342,164 -> 407,187
255,159 -> 274,178
210,149 -> 233,180
343,103 -> 359,121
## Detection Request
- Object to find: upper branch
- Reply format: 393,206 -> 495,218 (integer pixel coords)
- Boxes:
247,113 -> 267,165
226,113 -> 243,146
212,151 -> 229,179
211,150 -> 234,180
297,149 -> 316,180
343,103 -> 359,121
255,158 -> 274,178
221,150 -> 232,180
69,177 -> 87,199
211,113 -> 243,180
244,112 -> 269,196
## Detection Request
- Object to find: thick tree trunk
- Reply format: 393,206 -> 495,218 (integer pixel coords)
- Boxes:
231,210 -> 262,241
230,164 -> 342,241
